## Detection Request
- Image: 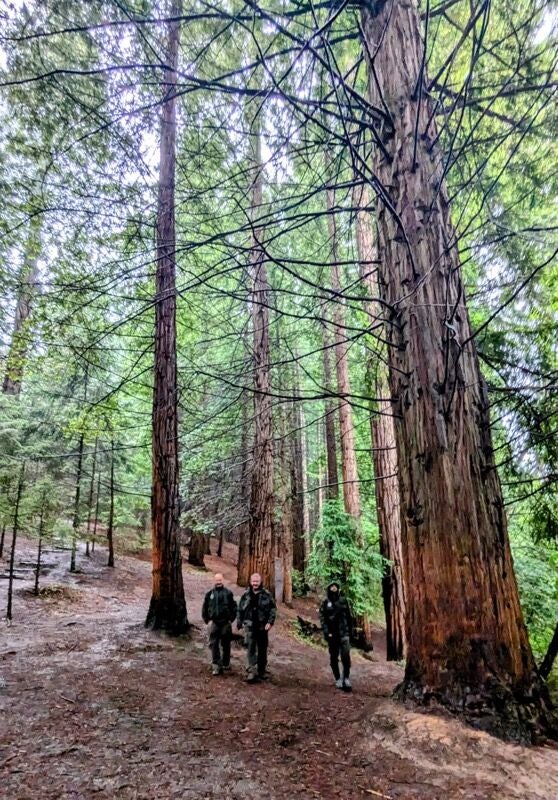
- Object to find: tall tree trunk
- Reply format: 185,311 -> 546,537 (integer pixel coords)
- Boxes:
326,189 -> 361,519
361,1 -> 552,738
85,437 -> 98,558
91,471 -> 101,554
3,218 -> 41,396
146,0 -> 188,634
34,492 -> 47,597
237,390 -> 251,585
246,106 -> 275,593
6,462 -> 25,622
0,523 -> 6,559
539,623 -> 558,681
107,438 -> 115,568
291,401 -> 306,577
321,323 -> 339,500
326,186 -> 373,649
278,397 -> 294,605
354,183 -> 406,661
70,432 -> 84,573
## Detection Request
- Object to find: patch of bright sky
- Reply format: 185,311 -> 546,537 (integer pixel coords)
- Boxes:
533,8 -> 557,44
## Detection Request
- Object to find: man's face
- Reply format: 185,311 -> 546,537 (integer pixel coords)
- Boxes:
329,584 -> 339,595
214,573 -> 224,588
250,573 -> 262,591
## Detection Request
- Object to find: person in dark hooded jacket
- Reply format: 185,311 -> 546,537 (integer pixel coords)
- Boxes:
319,581 -> 353,690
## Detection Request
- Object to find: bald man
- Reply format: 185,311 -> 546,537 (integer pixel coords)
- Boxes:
202,573 -> 238,675
237,572 -> 277,682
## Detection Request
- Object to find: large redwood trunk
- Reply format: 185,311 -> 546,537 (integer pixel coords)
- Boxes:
246,108 -> 275,593
361,2 -> 551,738
354,184 -> 406,661
3,218 -> 41,396
237,390 -> 251,585
321,323 -> 340,500
145,0 -> 188,634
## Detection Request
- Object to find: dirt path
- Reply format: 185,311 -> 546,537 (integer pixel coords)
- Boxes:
1,540 -> 557,800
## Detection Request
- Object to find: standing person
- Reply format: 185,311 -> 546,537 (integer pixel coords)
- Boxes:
202,573 -> 237,675
237,572 -> 277,682
319,581 -> 353,691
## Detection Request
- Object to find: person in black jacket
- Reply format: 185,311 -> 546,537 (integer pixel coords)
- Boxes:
237,572 -> 277,682
202,573 -> 237,675
319,581 -> 353,691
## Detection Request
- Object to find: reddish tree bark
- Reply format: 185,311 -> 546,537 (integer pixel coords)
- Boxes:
187,530 -> 206,568
237,390 -> 251,586
361,1 -> 552,737
354,183 -> 406,661
146,0 -> 188,634
246,107 -> 275,593
321,323 -> 340,500
107,438 -> 115,568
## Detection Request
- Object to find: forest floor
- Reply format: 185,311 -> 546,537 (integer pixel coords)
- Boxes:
1,539 -> 557,800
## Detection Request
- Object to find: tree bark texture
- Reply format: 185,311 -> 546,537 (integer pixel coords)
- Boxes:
107,438 -> 115,568
187,530 -> 206,567
85,437 -> 98,558
354,183 -> 406,661
237,390 -> 251,585
70,432 -> 84,573
3,218 -> 41,396
34,493 -> 46,597
6,462 -> 25,621
326,188 -> 361,520
321,323 -> 340,501
361,1 -> 552,739
146,0 -> 188,634
246,107 -> 275,593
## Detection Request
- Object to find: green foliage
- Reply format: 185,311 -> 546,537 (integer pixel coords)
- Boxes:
307,500 -> 385,619
512,536 -> 558,660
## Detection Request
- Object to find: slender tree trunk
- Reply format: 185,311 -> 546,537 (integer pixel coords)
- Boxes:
237,390 -> 251,585
326,186 -> 372,649
34,493 -> 47,597
92,471 -> 101,554
291,403 -> 306,577
354,183 -> 406,661
277,385 -> 293,605
217,527 -> 224,558
146,0 -> 188,634
361,1 -> 552,738
321,323 -> 339,500
70,432 -> 84,573
326,189 -> 361,519
246,106 -> 275,593
85,437 -> 98,558
0,523 -> 6,559
6,462 -> 25,621
3,219 -> 41,396
539,623 -> 558,680
107,438 -> 115,568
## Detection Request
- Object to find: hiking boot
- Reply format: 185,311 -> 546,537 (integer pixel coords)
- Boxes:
342,677 -> 352,691
245,672 -> 259,683
335,678 -> 344,689
258,671 -> 271,681
222,664 -> 231,672
212,665 -> 222,676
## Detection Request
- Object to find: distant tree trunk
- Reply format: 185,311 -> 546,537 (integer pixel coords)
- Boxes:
217,527 -> 224,558
291,401 -> 306,577
321,323 -> 339,500
107,438 -> 115,568
246,107 -> 275,593
539,623 -> 558,680
0,523 -> 6,559
327,186 -> 372,649
354,182 -> 406,661
188,531 -> 206,567
85,437 -> 98,558
277,385 -> 293,605
34,492 -> 47,596
6,462 -> 25,621
361,1 -> 551,736
3,219 -> 41,396
237,390 -> 251,585
92,471 -> 101,554
146,0 -> 188,634
300,403 -> 311,563
70,432 -> 84,573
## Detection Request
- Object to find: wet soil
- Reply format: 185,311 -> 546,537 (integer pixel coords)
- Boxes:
1,539 -> 557,800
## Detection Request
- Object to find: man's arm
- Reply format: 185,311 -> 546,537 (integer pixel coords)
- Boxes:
319,601 -> 329,638
202,591 -> 210,624
228,591 -> 238,622
265,592 -> 277,628
236,593 -> 245,628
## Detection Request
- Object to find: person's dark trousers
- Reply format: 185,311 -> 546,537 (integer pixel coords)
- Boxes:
328,635 -> 351,679
245,627 -> 269,676
209,621 -> 232,667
